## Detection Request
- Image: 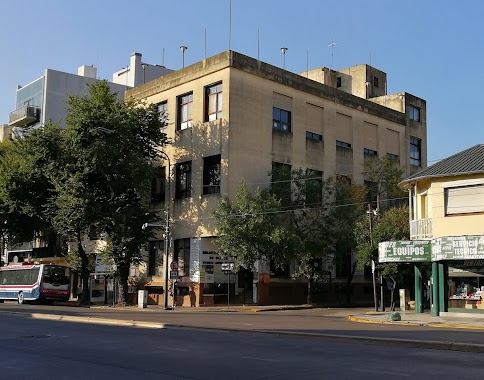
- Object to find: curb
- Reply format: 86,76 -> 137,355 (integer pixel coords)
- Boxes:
347,315 -> 425,327
3,310 -> 484,353
348,314 -> 484,331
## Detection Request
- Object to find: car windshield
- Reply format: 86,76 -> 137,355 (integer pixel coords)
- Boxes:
43,266 -> 70,285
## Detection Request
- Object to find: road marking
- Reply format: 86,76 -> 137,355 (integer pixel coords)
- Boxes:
352,368 -> 408,377
241,356 -> 281,362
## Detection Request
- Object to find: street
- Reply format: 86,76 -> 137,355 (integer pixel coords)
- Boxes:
1,303 -> 484,347
0,313 -> 482,380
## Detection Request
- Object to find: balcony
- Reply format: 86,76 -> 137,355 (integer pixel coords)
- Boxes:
410,218 -> 432,240
9,105 -> 40,127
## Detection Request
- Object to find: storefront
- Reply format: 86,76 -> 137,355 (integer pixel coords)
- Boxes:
380,235 -> 484,315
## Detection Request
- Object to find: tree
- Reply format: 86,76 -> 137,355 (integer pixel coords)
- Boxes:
355,206 -> 410,309
272,169 -> 337,304
362,156 -> 406,211
330,176 -> 368,304
59,81 -> 168,305
0,125 -> 66,260
212,183 -> 289,271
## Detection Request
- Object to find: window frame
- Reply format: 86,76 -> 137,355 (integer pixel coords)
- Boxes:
157,101 -> 168,133
202,154 -> 221,195
306,131 -> 323,141
205,82 -> 223,122
364,148 -> 378,156
177,93 -> 193,130
174,238 -> 190,276
151,166 -> 166,204
410,136 -> 422,166
175,161 -> 192,199
272,107 -> 292,133
336,140 -> 352,149
409,105 -> 421,122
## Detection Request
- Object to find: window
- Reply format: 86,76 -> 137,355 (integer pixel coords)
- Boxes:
175,161 -> 192,199
157,101 -> 168,134
336,77 -> 342,88
306,169 -> 323,205
271,162 -> 292,205
206,83 -> 222,121
387,153 -> 399,160
151,166 -> 166,203
336,140 -> 352,149
306,131 -> 323,141
409,105 -> 421,122
174,238 -> 190,276
272,107 -> 291,133
410,137 -> 422,166
178,93 -> 193,130
364,148 -> 378,156
203,155 -> 221,195
445,185 -> 484,215
373,76 -> 379,88
148,241 -> 163,276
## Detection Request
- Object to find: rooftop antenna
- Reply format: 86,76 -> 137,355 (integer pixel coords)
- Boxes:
180,45 -> 188,68
328,37 -> 336,69
281,47 -> 288,69
306,49 -> 309,78
257,29 -> 260,61
162,48 -> 165,77
204,29 -> 207,59
228,0 -> 232,51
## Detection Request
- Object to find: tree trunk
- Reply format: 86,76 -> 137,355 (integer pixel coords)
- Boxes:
345,255 -> 357,305
116,262 -> 130,306
77,232 -> 90,306
307,277 -> 312,305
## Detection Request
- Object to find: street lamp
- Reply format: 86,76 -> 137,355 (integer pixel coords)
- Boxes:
281,47 -> 288,69
180,46 -> 188,69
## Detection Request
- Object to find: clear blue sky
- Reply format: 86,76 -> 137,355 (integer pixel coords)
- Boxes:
1,0 -> 482,163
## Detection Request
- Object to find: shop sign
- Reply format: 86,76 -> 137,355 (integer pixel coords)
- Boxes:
433,236 -> 484,261
378,240 -> 431,263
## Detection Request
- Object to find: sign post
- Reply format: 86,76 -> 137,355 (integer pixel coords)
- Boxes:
221,263 -> 234,308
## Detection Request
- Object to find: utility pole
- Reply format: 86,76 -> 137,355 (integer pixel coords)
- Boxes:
368,203 -> 378,312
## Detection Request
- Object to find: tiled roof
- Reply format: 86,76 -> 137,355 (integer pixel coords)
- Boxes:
400,144 -> 484,185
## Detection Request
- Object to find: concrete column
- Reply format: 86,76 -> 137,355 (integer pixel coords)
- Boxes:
431,262 -> 439,316
414,265 -> 423,313
438,262 -> 448,313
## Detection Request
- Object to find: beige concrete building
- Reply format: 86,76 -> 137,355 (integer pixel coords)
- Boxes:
127,50 -> 427,307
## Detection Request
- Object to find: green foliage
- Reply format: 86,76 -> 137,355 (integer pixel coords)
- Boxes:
362,156 -> 406,210
212,183 -> 288,270
355,206 -> 410,274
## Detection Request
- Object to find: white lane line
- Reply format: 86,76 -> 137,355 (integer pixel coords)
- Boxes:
353,368 -> 409,377
240,356 -> 281,362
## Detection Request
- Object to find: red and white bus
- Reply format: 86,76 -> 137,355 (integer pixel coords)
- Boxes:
0,263 -> 71,304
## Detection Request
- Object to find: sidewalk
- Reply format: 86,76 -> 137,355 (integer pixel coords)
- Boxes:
348,310 -> 484,330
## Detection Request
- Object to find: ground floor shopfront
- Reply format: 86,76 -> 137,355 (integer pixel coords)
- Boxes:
380,235 -> 484,316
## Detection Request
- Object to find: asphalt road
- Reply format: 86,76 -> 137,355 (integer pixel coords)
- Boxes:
0,313 -> 482,380
1,303 -> 484,347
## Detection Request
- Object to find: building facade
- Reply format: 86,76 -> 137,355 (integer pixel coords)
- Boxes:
385,145 -> 484,316
127,50 -> 428,307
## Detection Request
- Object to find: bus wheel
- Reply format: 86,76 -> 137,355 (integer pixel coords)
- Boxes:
17,291 -> 24,304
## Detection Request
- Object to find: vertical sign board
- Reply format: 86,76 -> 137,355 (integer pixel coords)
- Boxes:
379,241 -> 432,263
189,238 -> 201,283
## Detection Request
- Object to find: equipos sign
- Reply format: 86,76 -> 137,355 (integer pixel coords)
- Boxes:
378,241 -> 431,263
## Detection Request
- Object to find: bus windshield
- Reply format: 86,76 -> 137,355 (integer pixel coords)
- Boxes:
43,266 -> 70,286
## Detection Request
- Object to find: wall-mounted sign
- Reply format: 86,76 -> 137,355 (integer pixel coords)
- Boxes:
433,236 -> 484,261
378,241 -> 431,263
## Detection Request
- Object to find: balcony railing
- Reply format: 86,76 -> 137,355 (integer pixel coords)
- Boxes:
9,105 -> 40,127
410,218 -> 432,240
